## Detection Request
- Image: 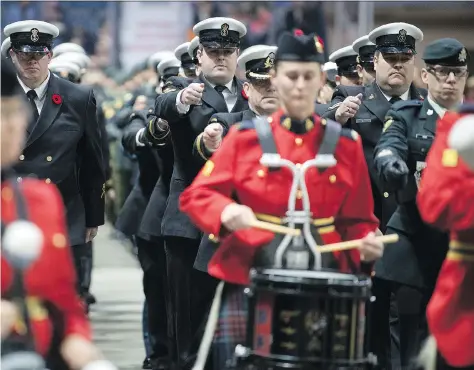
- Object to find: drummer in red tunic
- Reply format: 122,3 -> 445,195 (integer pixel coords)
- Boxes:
1,59 -> 115,369
179,31 -> 384,368
417,104 -> 474,369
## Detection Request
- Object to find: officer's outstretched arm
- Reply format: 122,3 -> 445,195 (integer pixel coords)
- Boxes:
122,110 -> 148,155
180,126 -> 240,237
374,108 -> 409,192
193,114 -> 228,162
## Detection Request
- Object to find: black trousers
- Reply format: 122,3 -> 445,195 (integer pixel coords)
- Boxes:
136,236 -> 172,366
71,242 -> 93,297
370,276 -> 432,369
164,236 -> 219,370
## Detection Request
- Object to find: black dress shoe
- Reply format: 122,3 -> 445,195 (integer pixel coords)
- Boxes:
151,357 -> 171,370
142,357 -> 153,369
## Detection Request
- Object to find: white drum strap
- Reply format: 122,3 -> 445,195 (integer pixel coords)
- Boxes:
192,280 -> 226,370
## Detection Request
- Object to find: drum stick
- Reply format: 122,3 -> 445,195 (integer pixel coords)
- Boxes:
249,220 -> 302,236
318,234 -> 399,253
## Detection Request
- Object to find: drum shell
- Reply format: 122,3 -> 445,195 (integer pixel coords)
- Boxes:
244,269 -> 372,368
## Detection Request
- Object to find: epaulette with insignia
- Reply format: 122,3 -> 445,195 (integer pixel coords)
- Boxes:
340,128 -> 358,141
162,84 -> 177,94
238,119 -> 256,131
391,99 -> 423,110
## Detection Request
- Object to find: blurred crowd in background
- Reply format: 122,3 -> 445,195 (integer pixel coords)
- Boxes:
2,1 -> 474,98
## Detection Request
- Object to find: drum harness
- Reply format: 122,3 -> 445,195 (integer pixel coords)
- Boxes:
193,116 -> 351,370
1,178 -> 47,370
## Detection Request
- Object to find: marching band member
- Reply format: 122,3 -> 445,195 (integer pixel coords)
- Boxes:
417,105 -> 474,369
180,30 -> 384,369
1,59 -> 115,370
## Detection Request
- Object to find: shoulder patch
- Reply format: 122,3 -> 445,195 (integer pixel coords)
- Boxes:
391,99 -> 423,111
340,128 -> 358,141
238,119 -> 256,131
441,149 -> 458,167
383,117 -> 393,133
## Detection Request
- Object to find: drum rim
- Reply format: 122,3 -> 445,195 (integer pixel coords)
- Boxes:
251,268 -> 369,282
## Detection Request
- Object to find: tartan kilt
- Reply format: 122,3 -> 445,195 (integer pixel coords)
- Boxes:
213,283 -> 249,369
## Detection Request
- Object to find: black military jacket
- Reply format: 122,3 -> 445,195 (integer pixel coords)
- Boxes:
14,74 -> 105,246
323,81 -> 426,232
373,98 -> 449,288
154,74 -> 248,240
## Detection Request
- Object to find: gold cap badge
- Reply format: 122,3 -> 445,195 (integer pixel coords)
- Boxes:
220,23 -> 229,37
398,29 -> 407,43
264,52 -> 275,69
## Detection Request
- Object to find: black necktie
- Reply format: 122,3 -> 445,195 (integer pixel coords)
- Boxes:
389,96 -> 402,104
214,85 -> 226,100
26,90 -> 39,123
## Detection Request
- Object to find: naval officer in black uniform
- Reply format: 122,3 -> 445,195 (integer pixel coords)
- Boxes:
329,44 -> 361,86
4,20 -> 105,294
374,38 -> 469,368
154,16 -> 249,369
324,22 -> 425,233
191,44 -> 280,273
193,44 -> 278,162
119,56 -> 186,370
352,35 -> 376,86
175,41 -> 197,79
323,22 -> 426,369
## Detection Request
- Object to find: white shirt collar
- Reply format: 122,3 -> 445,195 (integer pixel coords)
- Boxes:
427,95 -> 448,118
17,72 -> 51,100
379,87 -> 410,102
207,79 -> 235,94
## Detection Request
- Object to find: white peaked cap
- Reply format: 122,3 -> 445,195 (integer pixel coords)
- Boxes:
157,56 -> 181,75
148,51 -> 175,69
329,45 -> 358,64
188,36 -> 199,58
368,22 -> 423,44
174,42 -> 191,60
237,44 -> 278,71
1,37 -> 11,57
4,20 -> 59,38
54,52 -> 91,69
193,17 -> 247,38
52,42 -> 86,57
322,62 -> 337,72
352,35 -> 375,54
49,59 -> 82,80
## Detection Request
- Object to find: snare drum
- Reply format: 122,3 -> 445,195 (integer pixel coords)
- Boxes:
235,268 -> 374,370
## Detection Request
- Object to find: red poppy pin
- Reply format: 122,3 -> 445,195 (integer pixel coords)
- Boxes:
52,94 -> 62,104
241,89 -> 248,100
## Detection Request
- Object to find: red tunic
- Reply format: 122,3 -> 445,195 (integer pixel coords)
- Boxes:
417,111 -> 474,367
180,109 -> 379,285
1,178 -> 91,356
